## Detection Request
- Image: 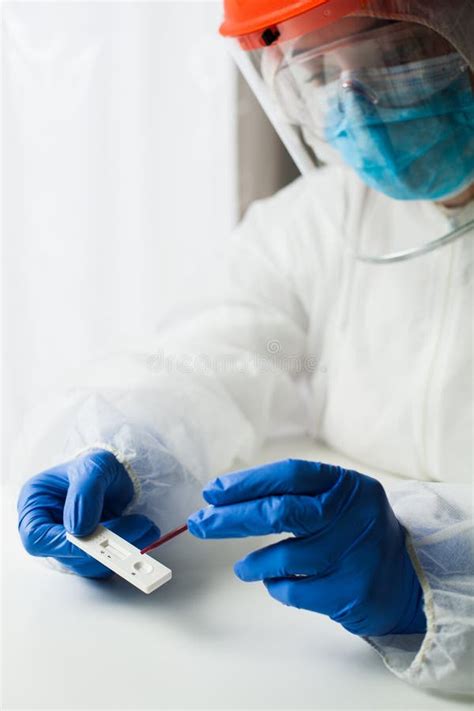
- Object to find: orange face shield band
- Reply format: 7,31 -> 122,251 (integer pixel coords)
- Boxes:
220,0 -> 364,50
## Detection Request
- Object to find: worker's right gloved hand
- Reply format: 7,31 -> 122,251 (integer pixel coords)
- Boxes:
17,448 -> 160,578
188,460 -> 426,637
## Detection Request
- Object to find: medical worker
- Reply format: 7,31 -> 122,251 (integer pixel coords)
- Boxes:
17,0 -> 473,696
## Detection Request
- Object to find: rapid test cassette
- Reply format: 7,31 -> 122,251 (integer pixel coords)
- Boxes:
66,525 -> 172,594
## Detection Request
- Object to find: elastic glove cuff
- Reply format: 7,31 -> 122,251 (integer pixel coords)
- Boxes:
74,432 -> 202,533
388,537 -> 427,635
364,533 -> 434,686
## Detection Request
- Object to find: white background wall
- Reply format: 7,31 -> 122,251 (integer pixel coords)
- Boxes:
2,2 -> 238,476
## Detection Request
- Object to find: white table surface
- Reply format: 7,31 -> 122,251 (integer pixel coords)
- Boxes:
2,437 -> 470,710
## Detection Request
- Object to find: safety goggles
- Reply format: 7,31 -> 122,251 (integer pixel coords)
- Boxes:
261,21 -> 470,138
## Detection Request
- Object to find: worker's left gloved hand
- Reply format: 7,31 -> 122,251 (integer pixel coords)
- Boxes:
17,449 -> 160,578
188,459 -> 427,637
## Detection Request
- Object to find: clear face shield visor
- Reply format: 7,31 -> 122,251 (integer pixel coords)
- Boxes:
226,9 -> 474,263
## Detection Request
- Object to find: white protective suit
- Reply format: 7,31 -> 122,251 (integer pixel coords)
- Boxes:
16,165 -> 473,694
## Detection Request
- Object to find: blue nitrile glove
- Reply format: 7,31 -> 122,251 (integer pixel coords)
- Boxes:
188,459 -> 427,637
17,449 -> 160,578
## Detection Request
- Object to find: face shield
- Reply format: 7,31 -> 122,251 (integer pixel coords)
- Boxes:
221,0 -> 474,263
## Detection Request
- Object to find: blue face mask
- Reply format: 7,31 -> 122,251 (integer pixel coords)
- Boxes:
324,54 -> 474,201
